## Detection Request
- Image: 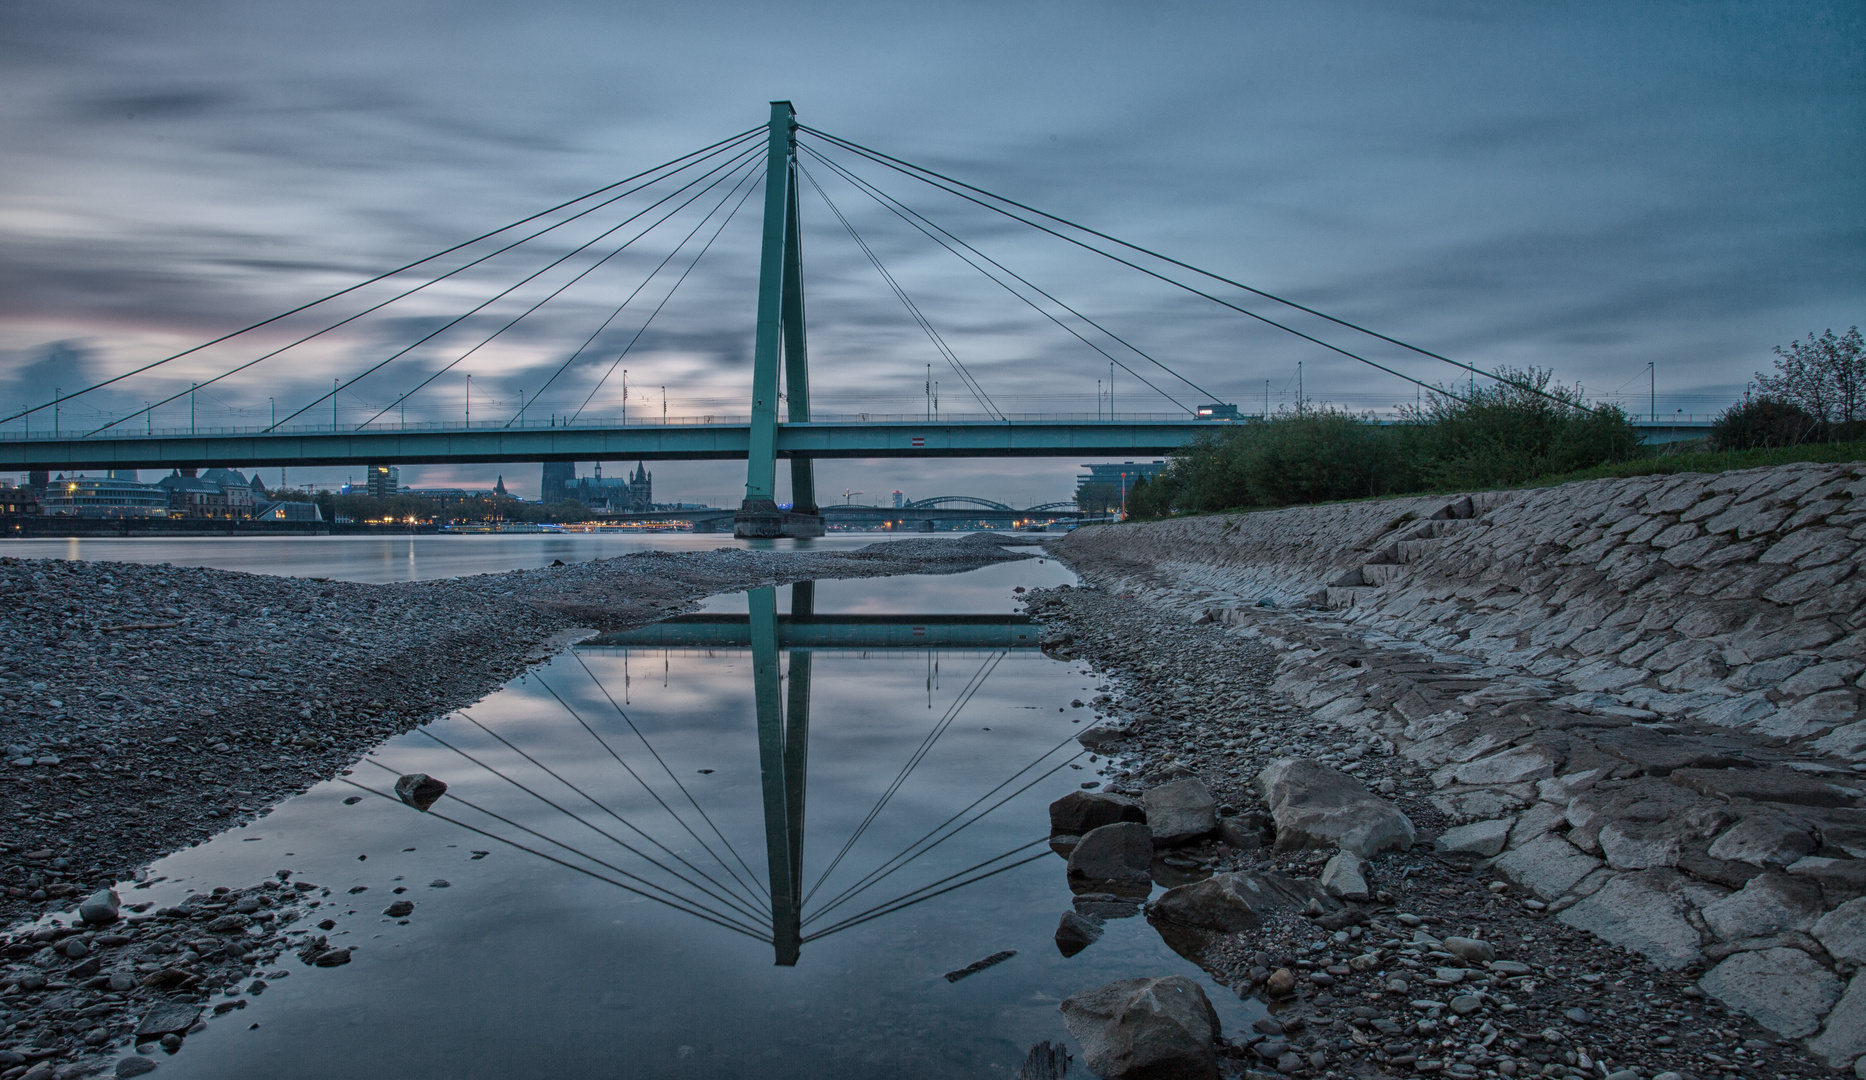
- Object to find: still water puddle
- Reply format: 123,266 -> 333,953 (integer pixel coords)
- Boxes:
122,560 -> 1251,1078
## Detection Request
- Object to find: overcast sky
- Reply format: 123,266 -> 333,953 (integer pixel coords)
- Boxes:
2,0 -> 1860,504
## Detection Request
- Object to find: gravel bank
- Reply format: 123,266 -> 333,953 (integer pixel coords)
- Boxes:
0,535 -> 1031,927
1026,581 -> 1829,1079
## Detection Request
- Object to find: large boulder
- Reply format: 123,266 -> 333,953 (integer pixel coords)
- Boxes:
78,889 -> 120,926
1060,975 -> 1221,1080
1051,791 -> 1146,836
1067,822 -> 1154,893
1142,778 -> 1216,847
1146,870 -> 1336,933
1255,758 -> 1415,856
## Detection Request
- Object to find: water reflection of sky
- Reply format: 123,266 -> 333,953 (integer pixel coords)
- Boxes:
0,531 -> 985,584
118,564 -> 1255,1079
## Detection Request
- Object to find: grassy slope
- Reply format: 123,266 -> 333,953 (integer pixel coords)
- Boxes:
1112,441 -> 1866,523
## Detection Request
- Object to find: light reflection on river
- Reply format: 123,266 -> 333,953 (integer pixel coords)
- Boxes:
104,561 -> 1251,1078
0,531 -> 992,584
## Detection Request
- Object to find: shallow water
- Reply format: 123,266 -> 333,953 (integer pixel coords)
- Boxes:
115,561 -> 1249,1078
0,531 -> 947,584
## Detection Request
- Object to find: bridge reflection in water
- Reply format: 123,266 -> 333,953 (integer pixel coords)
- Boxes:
556,582 -> 1056,965
332,581 -> 1067,969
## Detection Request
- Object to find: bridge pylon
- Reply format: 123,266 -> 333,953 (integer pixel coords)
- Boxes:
735,101 -> 824,539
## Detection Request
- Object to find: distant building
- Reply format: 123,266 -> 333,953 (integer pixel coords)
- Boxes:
39,476 -> 170,518
158,469 -> 257,519
0,485 -> 40,516
540,462 -> 576,502
254,500 -> 324,522
365,465 -> 399,498
1076,461 -> 1166,513
494,476 -> 509,498
401,488 -> 496,507
891,490 -> 905,508
549,462 -> 652,513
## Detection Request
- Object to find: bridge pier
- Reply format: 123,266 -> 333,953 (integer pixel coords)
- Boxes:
734,101 -> 824,540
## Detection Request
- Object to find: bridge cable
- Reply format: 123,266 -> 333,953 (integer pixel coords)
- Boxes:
801,841 -> 1052,943
512,159 -> 761,426
796,163 -> 1002,420
15,127 -> 760,430
794,742 -> 1089,928
801,142 -> 1212,412
453,700 -> 769,914
77,133 -> 764,438
571,652 -> 769,902
305,143 -> 764,432
341,772 -> 769,940
801,127 -> 1482,406
801,651 -> 1004,906
803,737 -> 1085,928
407,724 -> 772,926
568,158 -> 766,423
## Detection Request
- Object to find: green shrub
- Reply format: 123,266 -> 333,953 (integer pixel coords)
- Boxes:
1710,397 -> 1821,450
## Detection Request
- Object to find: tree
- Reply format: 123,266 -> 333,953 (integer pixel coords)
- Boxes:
1757,327 -> 1865,433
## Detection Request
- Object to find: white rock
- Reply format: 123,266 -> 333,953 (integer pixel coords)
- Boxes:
1701,870 -> 1824,941
1492,835 -> 1602,901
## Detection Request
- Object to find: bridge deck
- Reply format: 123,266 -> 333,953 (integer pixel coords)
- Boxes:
0,416 -> 1713,472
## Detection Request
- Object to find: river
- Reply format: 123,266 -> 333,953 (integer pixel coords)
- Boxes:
82,557 -> 1249,1078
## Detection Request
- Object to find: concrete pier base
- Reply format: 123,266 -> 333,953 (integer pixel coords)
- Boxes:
733,500 -> 826,539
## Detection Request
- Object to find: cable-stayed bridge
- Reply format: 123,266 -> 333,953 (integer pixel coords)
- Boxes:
1,102 -> 1688,536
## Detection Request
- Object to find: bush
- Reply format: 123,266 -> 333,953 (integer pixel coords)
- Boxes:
1129,367 -> 1641,516
1710,397 -> 1821,450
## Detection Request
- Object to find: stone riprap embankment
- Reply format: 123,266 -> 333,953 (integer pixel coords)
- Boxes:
0,536 -> 1029,932
1050,460 -> 1866,1071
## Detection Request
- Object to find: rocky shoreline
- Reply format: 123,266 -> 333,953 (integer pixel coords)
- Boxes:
1031,458 -> 1866,1078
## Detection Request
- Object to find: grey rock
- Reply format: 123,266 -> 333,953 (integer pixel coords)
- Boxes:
1492,835 -> 1603,900
1702,869 -> 1824,941
1708,810 -> 1819,868
1076,725 -> 1128,751
1788,856 -> 1866,906
1442,936 -> 1496,963
78,888 -> 120,925
394,772 -> 447,811
1557,871 -> 1704,970
1699,946 -> 1842,1038
1447,745 -> 1559,786
134,1002 -> 201,1039
1256,757 -> 1415,857
1146,870 -> 1336,933
1214,816 -> 1265,851
1050,790 -> 1146,836
1319,851 -> 1369,900
1436,818 -> 1513,858
1142,777 -> 1216,847
1815,898 -> 1866,964
1808,970 -> 1866,1068
115,1058 -> 159,1078
1055,912 -> 1104,957
1067,822 -> 1154,892
1059,975 -> 1221,1080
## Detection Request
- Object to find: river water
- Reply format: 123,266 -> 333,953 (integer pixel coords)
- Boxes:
0,533 -> 903,584
56,548 -> 1251,1076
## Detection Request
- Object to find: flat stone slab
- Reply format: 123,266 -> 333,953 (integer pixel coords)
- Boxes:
1492,835 -> 1602,901
1436,817 -> 1513,858
1807,970 -> 1866,1067
1587,726 -> 1752,775
1699,946 -> 1842,1038
1670,767 -> 1863,808
134,1003 -> 201,1039
1558,872 -> 1704,971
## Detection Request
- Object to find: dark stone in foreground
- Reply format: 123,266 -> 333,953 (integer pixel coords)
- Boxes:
1067,822 -> 1154,892
394,773 -> 447,811
1050,790 -> 1146,836
1055,911 -> 1105,957
115,1058 -> 158,1078
1060,975 -> 1221,1080
1146,870 -> 1338,933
